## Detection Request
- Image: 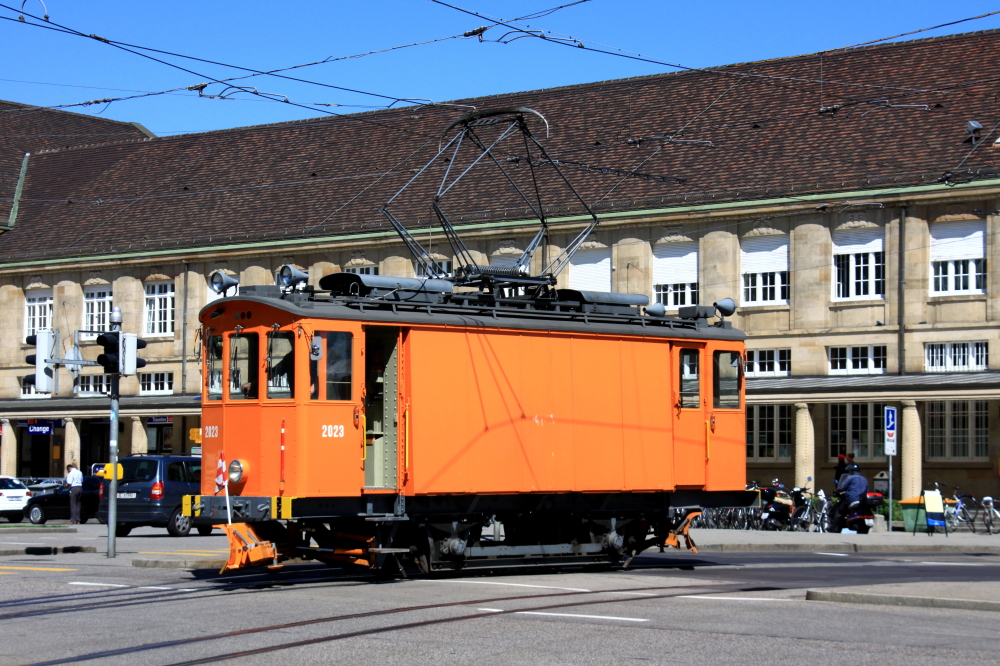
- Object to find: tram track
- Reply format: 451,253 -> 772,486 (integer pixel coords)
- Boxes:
25,582 -> 777,666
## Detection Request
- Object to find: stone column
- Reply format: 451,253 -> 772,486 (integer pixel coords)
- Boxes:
794,403 -> 815,489
130,417 -> 148,455
63,417 -> 80,468
901,400 -> 922,499
1,419 -> 16,477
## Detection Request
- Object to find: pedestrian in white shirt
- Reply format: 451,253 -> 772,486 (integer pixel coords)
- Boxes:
65,464 -> 83,524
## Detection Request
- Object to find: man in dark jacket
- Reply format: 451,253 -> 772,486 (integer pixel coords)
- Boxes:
832,463 -> 869,531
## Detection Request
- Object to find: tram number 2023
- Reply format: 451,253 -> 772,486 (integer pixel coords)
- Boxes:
321,425 -> 345,438
203,426 -> 220,438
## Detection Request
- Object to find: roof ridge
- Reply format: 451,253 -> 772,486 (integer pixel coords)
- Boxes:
0,98 -> 150,129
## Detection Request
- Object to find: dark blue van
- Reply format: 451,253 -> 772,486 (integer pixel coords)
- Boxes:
97,455 -> 211,537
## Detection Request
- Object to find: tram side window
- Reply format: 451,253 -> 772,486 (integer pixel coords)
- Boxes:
679,349 -> 700,408
309,332 -> 353,401
228,333 -> 259,400
267,331 -> 295,399
206,335 -> 223,401
714,350 -> 742,409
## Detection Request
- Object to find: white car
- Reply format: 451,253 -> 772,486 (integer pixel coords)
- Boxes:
0,476 -> 31,523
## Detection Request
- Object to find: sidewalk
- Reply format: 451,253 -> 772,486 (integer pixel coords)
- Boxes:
806,581 -> 1000,612
689,528 -> 1000,553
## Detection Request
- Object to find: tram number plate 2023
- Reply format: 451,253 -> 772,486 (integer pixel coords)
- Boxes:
321,425 -> 345,438
203,426 -> 220,438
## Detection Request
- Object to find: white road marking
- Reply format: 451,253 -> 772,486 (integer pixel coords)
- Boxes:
515,611 -> 648,622
609,591 -> 658,596
68,582 -> 127,588
678,595 -> 785,601
478,608 -> 503,612
917,561 -> 993,566
0,542 -> 45,545
815,552 -> 850,557
422,580 -> 591,592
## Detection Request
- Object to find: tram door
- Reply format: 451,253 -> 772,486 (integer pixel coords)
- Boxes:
672,344 -> 707,487
363,326 -> 400,489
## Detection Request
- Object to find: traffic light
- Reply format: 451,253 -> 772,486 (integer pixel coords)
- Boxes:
24,329 -> 54,393
96,332 -> 121,374
122,333 -> 147,375
96,332 -> 147,375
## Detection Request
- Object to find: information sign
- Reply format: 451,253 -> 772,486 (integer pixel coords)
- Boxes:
884,406 -> 897,456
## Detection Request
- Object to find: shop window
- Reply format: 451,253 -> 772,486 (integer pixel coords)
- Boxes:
926,401 -> 989,460
746,405 -> 792,461
829,403 -> 885,460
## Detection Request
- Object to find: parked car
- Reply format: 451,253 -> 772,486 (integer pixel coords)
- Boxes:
0,476 -> 31,522
97,455 -> 211,537
24,476 -> 102,524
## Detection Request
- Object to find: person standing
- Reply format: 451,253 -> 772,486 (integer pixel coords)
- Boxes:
834,453 -> 847,485
65,464 -> 83,525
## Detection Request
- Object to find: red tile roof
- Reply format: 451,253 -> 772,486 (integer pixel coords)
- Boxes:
0,100 -> 151,225
2,29 -> 999,263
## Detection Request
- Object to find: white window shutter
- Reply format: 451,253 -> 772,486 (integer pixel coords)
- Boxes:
652,241 -> 698,284
740,235 -> 788,274
930,220 -> 985,260
569,247 -> 612,291
489,254 -> 519,268
833,227 -> 884,254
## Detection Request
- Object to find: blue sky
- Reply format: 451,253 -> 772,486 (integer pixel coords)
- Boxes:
3,1 -> 1000,135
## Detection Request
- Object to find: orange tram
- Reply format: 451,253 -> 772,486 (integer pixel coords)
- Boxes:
184,273 -> 752,575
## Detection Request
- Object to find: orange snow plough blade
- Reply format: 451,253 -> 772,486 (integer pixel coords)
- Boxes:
218,523 -> 281,574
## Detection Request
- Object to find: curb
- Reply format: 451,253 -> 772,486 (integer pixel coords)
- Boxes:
0,546 -> 95,556
806,589 -> 1000,612
132,558 -> 226,569
695,544 -> 1000,554
0,527 -> 78,534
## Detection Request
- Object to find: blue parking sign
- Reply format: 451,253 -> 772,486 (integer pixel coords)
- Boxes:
884,406 -> 897,456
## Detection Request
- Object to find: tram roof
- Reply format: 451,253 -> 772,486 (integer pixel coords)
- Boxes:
202,291 -> 746,342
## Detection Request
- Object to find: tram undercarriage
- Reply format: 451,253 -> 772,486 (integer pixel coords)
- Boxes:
186,491 -> 752,575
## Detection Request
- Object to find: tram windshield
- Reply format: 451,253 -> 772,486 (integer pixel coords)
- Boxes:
229,333 -> 259,400
206,335 -> 222,400
713,350 -> 742,409
267,331 -> 295,399
309,332 -> 353,401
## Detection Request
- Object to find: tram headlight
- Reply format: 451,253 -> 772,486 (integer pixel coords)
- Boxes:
209,270 -> 240,295
275,264 -> 309,289
228,459 -> 248,484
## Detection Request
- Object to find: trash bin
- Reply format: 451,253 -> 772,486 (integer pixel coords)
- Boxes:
900,495 -> 956,532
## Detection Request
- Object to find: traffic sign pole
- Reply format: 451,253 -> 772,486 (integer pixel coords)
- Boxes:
885,406 -> 898,527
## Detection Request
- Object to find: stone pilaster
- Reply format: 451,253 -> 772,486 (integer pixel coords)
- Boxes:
1,419 -> 16,477
130,416 -> 148,455
901,400 -> 922,499
793,403 -> 815,490
63,417 -> 80,469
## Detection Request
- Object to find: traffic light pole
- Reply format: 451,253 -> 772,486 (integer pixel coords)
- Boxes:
107,307 -> 122,559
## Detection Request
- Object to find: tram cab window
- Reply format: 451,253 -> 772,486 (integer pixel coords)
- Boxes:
267,331 -> 295,399
309,332 -> 353,401
206,335 -> 223,401
713,350 -> 742,409
228,333 -> 259,400
679,349 -> 700,408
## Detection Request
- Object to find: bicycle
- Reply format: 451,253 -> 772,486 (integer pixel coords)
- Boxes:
981,496 -> 999,535
937,483 -> 978,533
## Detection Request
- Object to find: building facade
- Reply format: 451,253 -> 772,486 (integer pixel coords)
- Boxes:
1,30 -> 999,501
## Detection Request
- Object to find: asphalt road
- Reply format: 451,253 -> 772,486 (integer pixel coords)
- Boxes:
1,529 -> 998,666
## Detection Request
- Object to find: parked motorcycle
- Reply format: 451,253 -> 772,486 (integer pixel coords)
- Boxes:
760,479 -> 793,530
831,492 -> 883,534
